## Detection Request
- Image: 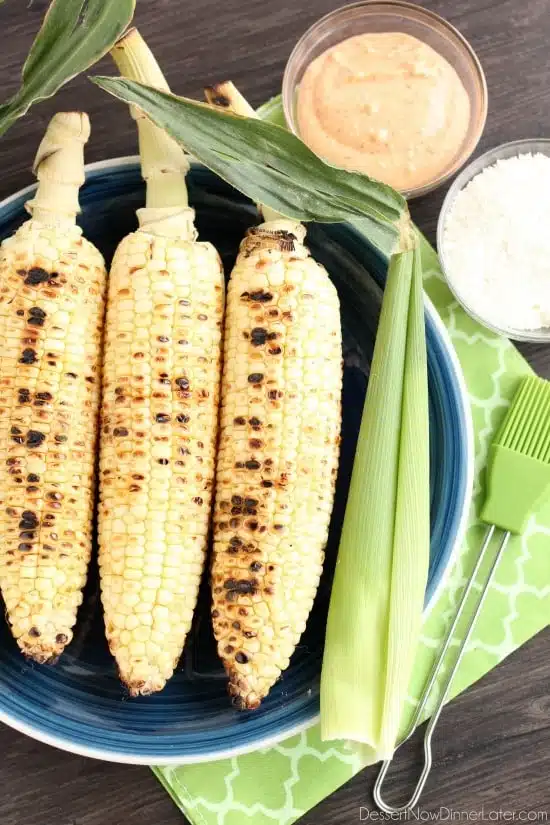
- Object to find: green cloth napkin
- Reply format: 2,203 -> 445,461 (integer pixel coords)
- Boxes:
152,98 -> 550,825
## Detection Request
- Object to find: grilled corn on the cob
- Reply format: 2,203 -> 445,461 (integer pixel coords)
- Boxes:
98,30 -> 224,695
205,83 -> 343,710
0,112 -> 107,662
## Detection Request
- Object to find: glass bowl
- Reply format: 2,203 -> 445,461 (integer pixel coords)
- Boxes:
437,139 -> 550,343
282,0 -> 488,199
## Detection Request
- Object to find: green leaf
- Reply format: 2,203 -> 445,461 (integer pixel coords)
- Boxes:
0,0 -> 135,138
91,76 -> 406,257
321,245 -> 430,755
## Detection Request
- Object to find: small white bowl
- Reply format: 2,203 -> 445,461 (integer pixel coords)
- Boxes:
437,138 -> 550,342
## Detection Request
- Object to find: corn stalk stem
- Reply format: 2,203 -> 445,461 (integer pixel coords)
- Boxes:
204,81 -> 285,224
25,111 -> 89,227
111,28 -> 191,222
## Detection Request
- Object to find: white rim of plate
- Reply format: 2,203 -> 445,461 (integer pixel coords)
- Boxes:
0,156 -> 474,765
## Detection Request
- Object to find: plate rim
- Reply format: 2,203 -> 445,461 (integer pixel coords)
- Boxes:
0,156 -> 474,765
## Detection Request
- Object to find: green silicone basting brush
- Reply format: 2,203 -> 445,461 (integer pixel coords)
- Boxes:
482,374 -> 550,532
374,374 -> 550,814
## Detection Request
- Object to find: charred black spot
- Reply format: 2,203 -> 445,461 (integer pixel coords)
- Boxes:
18,543 -> 33,552
245,459 -> 260,470
20,348 -> 37,365
176,377 -> 189,390
249,417 -> 262,427
235,651 -> 249,664
176,414 -> 190,424
233,416 -> 246,426
246,520 -> 259,531
212,609 -> 219,618
56,633 -> 68,644
28,307 -> 46,326
18,388 -> 31,404
113,427 -> 129,437
250,327 -> 268,346
36,391 -> 52,401
158,458 -> 169,466
157,335 -> 169,343
16,309 -> 24,317
249,438 -> 263,449
193,496 -> 203,505
27,474 -> 39,483
209,91 -> 231,107
224,578 -> 257,596
179,299 -> 190,307
198,313 -> 208,321
269,346 -> 282,356
66,372 -> 77,379
19,531 -> 35,541
232,620 -> 241,630
249,560 -> 262,572
231,496 -> 243,505
225,644 -> 235,654
55,434 -> 67,443
248,373 -> 263,384
28,627 -> 41,638
250,290 -> 273,303
46,492 -> 63,501
24,267 -> 50,286
20,511 -> 38,529
229,536 -> 243,549
155,413 -> 170,423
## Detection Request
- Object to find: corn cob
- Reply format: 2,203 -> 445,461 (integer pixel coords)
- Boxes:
98,29 -> 224,696
0,112 -> 107,663
205,83 -> 343,709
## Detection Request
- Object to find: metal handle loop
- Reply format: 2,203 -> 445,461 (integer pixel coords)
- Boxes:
374,526 -> 511,814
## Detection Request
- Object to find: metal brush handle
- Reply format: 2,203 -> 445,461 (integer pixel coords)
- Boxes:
374,525 -> 511,814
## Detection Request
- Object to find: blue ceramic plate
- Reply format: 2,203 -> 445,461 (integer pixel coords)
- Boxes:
0,159 -> 473,764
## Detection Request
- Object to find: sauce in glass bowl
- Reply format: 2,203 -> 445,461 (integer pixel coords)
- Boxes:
296,31 -> 470,192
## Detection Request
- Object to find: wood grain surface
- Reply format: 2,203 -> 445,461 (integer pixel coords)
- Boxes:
0,1 -> 548,824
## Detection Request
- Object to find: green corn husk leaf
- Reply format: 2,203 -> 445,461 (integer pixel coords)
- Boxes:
91,76 -> 406,258
0,0 -> 135,138
321,244 -> 430,756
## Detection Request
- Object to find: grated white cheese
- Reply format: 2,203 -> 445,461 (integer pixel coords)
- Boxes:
441,152 -> 550,332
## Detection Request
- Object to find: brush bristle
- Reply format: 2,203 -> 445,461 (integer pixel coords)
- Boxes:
495,375 -> 550,462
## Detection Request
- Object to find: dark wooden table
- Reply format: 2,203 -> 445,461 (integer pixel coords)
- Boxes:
0,1 -> 548,823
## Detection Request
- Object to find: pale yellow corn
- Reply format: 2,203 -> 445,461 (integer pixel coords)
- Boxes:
0,113 -> 106,663
212,219 -> 342,709
99,226 -> 224,696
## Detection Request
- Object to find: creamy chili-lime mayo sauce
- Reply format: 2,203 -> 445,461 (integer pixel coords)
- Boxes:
297,32 -> 470,191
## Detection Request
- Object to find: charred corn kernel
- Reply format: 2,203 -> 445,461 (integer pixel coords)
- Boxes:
99,29 -> 225,696
212,219 -> 342,710
0,112 -> 106,663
